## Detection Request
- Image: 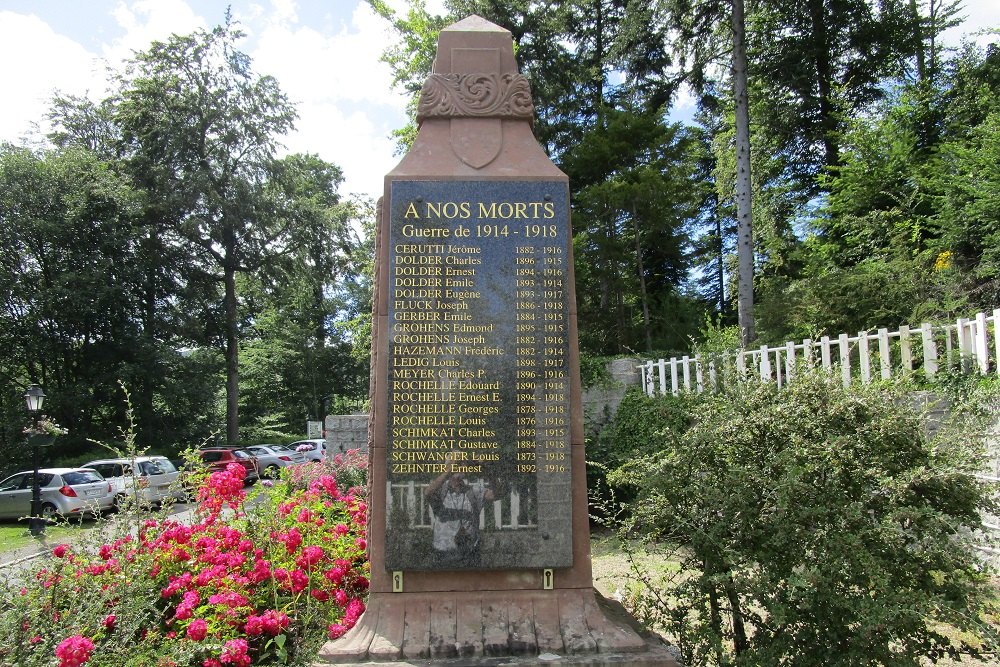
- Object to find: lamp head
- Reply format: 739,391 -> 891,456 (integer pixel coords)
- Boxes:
24,384 -> 45,413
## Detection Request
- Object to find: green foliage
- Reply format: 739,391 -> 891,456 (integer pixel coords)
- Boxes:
757,43 -> 1000,341
692,315 -> 742,356
587,387 -> 691,513
0,143 -> 149,462
578,353 -> 614,390
605,373 -> 1000,666
564,109 -> 712,354
0,15 -> 372,458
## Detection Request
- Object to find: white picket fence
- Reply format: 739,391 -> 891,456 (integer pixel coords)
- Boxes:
639,309 -> 1000,397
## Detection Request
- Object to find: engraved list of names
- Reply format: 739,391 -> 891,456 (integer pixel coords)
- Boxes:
385,180 -> 573,570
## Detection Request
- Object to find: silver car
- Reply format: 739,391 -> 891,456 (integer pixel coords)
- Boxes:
0,467 -> 113,520
83,456 -> 184,510
244,445 -> 305,478
288,439 -> 328,462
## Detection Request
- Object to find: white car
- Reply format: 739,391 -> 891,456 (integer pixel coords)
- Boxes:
244,445 -> 305,478
83,456 -> 184,510
288,439 -> 328,462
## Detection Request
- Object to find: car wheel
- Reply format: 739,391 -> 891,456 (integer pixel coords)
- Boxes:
263,464 -> 280,479
113,494 -> 127,512
40,503 -> 57,522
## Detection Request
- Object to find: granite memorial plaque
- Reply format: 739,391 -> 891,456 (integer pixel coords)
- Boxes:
385,180 -> 573,570
320,16 -> 672,664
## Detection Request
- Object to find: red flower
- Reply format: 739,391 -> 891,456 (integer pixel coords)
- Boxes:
279,528 -> 303,554
296,545 -> 324,569
52,544 -> 69,558
220,638 -> 251,667
102,614 -> 116,630
259,609 -> 289,635
187,618 -> 208,641
55,635 -> 95,667
244,615 -> 264,636
328,622 -> 348,639
345,598 -> 366,623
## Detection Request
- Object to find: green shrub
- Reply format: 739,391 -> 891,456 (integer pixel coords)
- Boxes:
606,372 -> 1000,666
579,353 -> 615,390
587,386 -> 691,515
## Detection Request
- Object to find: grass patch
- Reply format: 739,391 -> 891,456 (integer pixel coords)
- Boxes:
590,530 -> 684,604
0,520 -> 102,555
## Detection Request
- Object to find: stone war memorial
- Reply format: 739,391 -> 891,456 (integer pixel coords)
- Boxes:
318,15 -> 680,666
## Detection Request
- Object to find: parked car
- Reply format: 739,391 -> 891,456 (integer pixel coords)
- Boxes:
83,456 -> 184,510
168,458 -> 200,500
243,445 -> 305,478
197,448 -> 259,483
0,467 -> 113,520
288,438 -> 328,462
271,443 -> 308,460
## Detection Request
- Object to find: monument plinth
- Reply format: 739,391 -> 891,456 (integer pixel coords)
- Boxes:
317,15 -> 679,665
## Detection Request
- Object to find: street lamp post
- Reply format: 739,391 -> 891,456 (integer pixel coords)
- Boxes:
24,384 -> 46,537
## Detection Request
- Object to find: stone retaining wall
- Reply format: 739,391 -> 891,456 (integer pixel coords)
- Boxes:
324,414 -> 368,455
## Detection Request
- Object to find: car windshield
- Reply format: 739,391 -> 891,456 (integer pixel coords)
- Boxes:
233,451 -> 249,459
0,474 -> 26,491
63,470 -> 104,485
91,463 -> 125,478
139,459 -> 176,475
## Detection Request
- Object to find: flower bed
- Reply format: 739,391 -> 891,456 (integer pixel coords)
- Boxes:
0,455 -> 369,667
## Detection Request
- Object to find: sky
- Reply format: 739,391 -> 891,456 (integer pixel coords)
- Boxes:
0,0 -> 996,202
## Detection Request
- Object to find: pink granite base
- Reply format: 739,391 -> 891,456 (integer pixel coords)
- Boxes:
315,588 -> 681,666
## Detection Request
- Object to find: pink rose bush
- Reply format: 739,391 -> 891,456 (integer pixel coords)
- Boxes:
55,635 -> 94,667
0,455 -> 369,666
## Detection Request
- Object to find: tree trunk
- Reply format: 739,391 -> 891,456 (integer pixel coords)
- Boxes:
724,574 -> 749,655
715,202 -> 726,315
631,202 -> 654,353
707,579 -> 727,665
909,0 -> 926,83
137,223 -> 160,445
224,257 -> 240,445
732,0 -> 755,345
808,0 -> 839,168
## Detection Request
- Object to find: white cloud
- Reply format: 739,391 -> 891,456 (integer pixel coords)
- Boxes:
283,102 -> 400,199
941,0 -> 998,49
0,11 -> 105,145
252,3 -> 405,110
250,1 -> 411,199
266,0 -> 298,26
106,0 -> 206,61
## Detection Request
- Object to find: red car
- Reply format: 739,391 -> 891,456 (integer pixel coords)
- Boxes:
197,448 -> 259,483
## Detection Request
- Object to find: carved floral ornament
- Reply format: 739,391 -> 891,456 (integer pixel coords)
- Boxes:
416,73 -> 534,124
